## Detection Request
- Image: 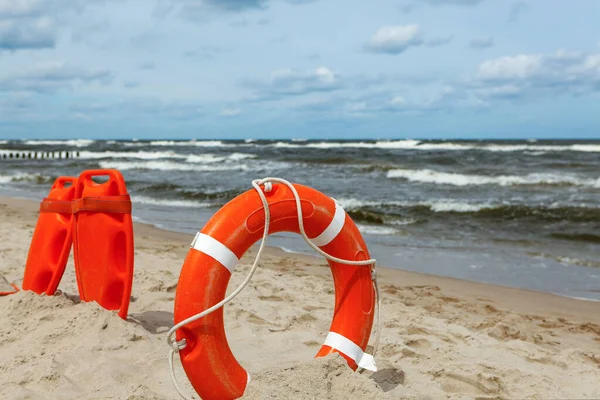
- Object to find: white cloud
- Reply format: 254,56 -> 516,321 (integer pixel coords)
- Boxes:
365,24 -> 423,54
220,108 -> 241,116
476,54 -> 542,80
474,50 -> 600,98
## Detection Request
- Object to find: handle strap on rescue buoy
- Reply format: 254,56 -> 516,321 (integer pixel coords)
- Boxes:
166,177 -> 382,400
39,199 -> 73,214
71,195 -> 132,214
38,195 -> 132,214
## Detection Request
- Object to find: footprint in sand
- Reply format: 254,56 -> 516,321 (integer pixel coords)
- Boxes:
245,313 -> 267,325
434,371 -> 503,397
302,340 -> 321,348
369,367 -> 405,392
525,355 -> 568,369
405,338 -> 432,350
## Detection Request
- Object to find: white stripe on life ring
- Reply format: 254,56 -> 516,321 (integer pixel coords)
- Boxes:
323,331 -> 377,372
190,232 -> 239,273
310,200 -> 346,247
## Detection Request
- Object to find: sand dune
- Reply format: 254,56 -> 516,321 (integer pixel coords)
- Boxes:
1,196 -> 599,399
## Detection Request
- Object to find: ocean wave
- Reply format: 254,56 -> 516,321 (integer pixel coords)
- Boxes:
0,173 -> 56,185
336,197 -> 493,213
336,197 -> 600,225
386,169 -> 600,188
185,153 -> 256,164
10,173 -> 56,185
135,183 -> 242,203
149,140 -> 225,147
550,233 -> 600,244
356,224 -> 398,236
79,150 -> 187,160
272,140 -> 422,149
98,160 -> 248,172
22,139 -> 95,147
269,140 -> 600,153
528,252 -> 600,269
132,196 -> 214,208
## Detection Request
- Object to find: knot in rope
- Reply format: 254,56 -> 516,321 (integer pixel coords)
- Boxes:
170,338 -> 187,353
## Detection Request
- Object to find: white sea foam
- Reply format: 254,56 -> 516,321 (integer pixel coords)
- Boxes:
356,224 -> 398,236
387,169 -> 600,188
98,160 -> 248,172
79,151 -> 187,160
270,140 -> 600,153
185,153 -> 256,164
149,140 -> 225,147
132,196 -> 214,208
335,197 -> 496,213
0,172 -> 53,185
23,139 -> 95,147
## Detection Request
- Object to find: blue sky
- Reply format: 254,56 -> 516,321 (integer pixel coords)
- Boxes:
0,0 -> 599,140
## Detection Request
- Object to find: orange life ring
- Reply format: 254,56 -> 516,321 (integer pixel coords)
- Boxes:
173,182 -> 376,400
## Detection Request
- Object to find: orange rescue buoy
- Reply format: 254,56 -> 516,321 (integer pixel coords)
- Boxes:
173,182 -> 376,400
72,169 -> 134,320
22,176 -> 78,295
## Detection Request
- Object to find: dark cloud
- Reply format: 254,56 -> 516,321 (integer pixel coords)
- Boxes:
0,62 -> 114,93
0,0 -> 116,51
0,18 -> 56,50
469,36 -> 494,49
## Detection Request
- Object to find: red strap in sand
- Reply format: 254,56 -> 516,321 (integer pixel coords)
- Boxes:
71,195 -> 132,214
0,283 -> 19,296
39,199 -> 73,214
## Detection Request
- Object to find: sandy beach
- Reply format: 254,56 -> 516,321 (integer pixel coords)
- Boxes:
1,195 -> 599,399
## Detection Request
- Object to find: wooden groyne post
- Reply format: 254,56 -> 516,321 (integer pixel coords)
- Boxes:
1,151 -> 80,160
